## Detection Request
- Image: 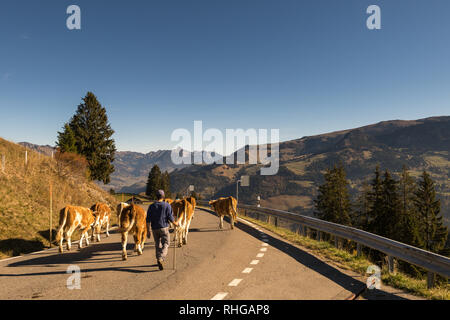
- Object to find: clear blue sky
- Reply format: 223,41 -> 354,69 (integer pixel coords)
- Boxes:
1,0 -> 449,153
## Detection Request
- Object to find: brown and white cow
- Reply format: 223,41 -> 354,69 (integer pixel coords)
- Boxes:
56,205 -> 96,253
90,202 -> 112,242
185,196 -> 196,218
117,204 -> 147,260
209,196 -> 238,230
163,198 -> 174,204
116,202 -> 130,219
170,199 -> 195,247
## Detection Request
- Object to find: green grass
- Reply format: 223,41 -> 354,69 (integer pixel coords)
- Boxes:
238,214 -> 449,300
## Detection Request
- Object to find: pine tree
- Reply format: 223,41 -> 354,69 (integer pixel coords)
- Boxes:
146,165 -> 163,199
161,171 -> 172,198
367,165 -> 384,234
56,123 -> 78,153
370,170 -> 402,239
398,166 -> 420,246
352,181 -> 371,229
68,92 -> 116,184
314,164 -> 352,226
414,171 -> 448,253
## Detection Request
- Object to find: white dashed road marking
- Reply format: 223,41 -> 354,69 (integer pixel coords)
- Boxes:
250,260 -> 260,265
242,268 -> 253,274
257,253 -> 264,258
228,279 -> 243,287
260,247 -> 267,252
211,292 -> 228,300
262,243 -> 268,246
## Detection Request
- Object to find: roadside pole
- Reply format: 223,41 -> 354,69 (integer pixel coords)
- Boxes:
49,180 -> 53,247
173,230 -> 177,270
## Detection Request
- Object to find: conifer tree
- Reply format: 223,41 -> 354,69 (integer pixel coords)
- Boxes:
146,165 -> 163,199
370,170 -> 402,239
414,171 -> 448,253
68,92 -> 116,184
398,166 -> 420,246
161,171 -> 172,198
314,164 -> 352,226
352,181 -> 371,229
56,123 -> 78,153
367,165 -> 384,234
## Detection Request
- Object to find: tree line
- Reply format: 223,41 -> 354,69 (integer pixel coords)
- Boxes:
314,164 -> 448,276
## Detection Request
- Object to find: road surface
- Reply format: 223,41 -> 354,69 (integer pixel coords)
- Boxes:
1,206 -> 379,300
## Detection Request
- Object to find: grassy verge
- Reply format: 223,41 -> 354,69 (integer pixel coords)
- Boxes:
238,214 -> 449,300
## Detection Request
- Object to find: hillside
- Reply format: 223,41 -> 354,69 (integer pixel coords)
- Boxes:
169,116 -> 450,226
0,137 -> 118,259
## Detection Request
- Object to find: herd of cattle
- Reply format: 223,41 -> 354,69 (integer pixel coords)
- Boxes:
55,196 -> 238,261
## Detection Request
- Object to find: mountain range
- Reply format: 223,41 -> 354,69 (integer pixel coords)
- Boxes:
20,116 -> 450,225
168,116 -> 450,225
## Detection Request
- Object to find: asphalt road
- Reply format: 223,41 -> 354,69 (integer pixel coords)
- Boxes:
0,206 -> 371,300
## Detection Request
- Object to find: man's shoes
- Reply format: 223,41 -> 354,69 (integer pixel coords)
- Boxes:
157,259 -> 164,270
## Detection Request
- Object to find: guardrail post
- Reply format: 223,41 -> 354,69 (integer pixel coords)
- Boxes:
274,217 -> 278,227
316,231 -> 322,241
267,215 -> 271,224
387,256 -> 395,274
356,243 -> 362,257
334,236 -> 338,248
427,272 -> 435,289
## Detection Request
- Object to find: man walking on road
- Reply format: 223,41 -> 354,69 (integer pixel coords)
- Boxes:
146,190 -> 178,270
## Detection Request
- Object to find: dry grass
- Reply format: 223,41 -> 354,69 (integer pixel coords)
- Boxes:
260,194 -> 313,211
0,137 -> 118,259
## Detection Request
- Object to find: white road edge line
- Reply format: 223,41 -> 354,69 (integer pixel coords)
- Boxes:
228,279 -> 243,287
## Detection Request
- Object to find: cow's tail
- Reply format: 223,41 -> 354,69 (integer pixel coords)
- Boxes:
117,206 -> 136,233
55,207 -> 69,242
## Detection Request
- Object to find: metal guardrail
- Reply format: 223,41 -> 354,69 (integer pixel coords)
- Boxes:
198,200 -> 450,283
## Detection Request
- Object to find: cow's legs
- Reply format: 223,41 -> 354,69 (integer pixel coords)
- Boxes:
136,231 -> 143,256
121,232 -> 128,260
141,229 -> 146,251
106,218 -> 110,237
66,225 -> 77,251
133,234 -> 138,252
184,220 -> 192,244
58,228 -> 65,253
219,216 -> 224,229
96,225 -> 101,242
85,228 -> 90,246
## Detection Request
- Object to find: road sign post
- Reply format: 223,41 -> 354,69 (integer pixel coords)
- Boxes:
236,175 -> 249,207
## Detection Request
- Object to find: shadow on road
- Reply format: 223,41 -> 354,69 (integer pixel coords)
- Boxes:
199,208 -> 408,300
4,240 -> 155,268
0,238 -> 45,257
0,264 -> 160,278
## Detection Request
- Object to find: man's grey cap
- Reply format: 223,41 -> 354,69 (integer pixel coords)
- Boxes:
157,190 -> 165,198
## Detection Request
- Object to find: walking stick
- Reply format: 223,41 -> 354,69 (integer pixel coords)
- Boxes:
173,228 -> 177,270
